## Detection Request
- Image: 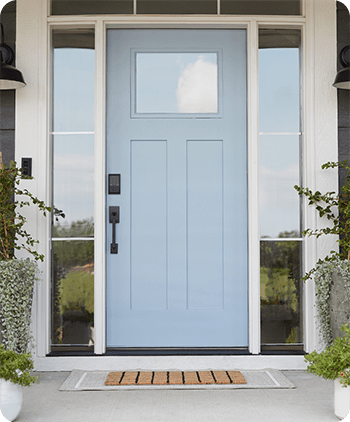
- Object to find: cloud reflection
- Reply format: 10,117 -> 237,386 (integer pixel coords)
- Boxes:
176,56 -> 218,113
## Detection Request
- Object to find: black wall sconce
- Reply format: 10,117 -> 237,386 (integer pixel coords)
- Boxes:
333,45 -> 350,90
0,23 -> 26,90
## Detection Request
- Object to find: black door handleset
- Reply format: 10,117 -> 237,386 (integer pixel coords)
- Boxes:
109,206 -> 119,254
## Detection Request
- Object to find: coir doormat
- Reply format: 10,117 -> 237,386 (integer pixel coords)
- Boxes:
60,369 -> 295,391
105,370 -> 246,386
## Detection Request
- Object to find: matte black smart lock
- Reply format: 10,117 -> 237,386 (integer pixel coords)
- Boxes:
108,174 -> 121,194
109,206 -> 119,254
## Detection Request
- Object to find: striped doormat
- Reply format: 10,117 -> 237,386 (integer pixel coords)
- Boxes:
105,370 -> 246,386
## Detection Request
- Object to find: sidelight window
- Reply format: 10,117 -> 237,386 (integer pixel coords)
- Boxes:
259,29 -> 303,349
51,29 -> 95,348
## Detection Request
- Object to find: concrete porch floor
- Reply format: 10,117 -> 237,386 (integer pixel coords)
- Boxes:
5,370 -> 342,422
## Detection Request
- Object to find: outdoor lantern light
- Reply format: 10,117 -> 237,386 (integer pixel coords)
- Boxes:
333,45 -> 350,90
0,23 -> 26,90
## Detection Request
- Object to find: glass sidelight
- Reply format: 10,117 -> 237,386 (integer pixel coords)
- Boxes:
259,29 -> 303,348
51,29 -> 95,347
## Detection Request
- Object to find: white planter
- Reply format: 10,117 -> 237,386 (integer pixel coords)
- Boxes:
335,378 -> 350,420
0,379 -> 23,421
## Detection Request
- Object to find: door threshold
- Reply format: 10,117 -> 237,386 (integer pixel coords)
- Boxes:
48,346 -> 305,357
48,347 -> 251,357
104,348 -> 251,356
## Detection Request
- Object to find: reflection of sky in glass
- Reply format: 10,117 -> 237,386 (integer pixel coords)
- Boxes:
259,48 -> 300,133
53,46 -> 95,230
53,48 -> 95,132
259,46 -> 300,238
259,135 -> 300,238
136,53 -> 218,114
53,135 -> 94,227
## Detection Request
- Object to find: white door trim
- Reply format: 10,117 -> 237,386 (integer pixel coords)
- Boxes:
15,0 -> 337,364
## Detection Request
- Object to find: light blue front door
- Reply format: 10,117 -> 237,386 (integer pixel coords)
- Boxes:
106,29 -> 247,348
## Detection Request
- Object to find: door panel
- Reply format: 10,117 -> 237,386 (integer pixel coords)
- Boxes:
130,140 -> 167,310
106,29 -> 248,348
187,140 -> 224,310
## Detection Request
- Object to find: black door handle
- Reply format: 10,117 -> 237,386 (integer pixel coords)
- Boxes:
109,206 -> 119,254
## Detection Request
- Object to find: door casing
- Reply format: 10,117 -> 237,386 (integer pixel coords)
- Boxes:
16,0 -> 337,362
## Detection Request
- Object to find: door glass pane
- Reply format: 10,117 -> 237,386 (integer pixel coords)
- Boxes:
52,240 -> 94,346
259,30 -> 300,133
260,240 -> 302,345
221,0 -> 300,15
53,30 -> 95,132
135,52 -> 219,114
52,29 -> 95,349
259,135 -> 300,239
137,0 -> 217,14
259,29 -> 303,348
53,134 -> 94,237
51,0 -> 133,15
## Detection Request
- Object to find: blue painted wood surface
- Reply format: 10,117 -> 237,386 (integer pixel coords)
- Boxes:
106,29 -> 248,347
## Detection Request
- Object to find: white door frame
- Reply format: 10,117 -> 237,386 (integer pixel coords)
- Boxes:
15,0 -> 337,370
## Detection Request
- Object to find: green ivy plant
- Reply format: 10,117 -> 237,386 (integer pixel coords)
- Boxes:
295,160 -> 350,281
0,161 -> 51,262
0,344 -> 38,386
295,161 -> 350,346
305,324 -> 350,387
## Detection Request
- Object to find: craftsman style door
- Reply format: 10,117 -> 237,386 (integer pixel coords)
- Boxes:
106,29 -> 248,348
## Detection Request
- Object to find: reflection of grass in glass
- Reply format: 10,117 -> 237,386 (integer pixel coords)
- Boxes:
58,269 -> 94,314
286,327 -> 296,343
53,218 -> 94,239
260,267 -> 298,312
53,239 -> 94,270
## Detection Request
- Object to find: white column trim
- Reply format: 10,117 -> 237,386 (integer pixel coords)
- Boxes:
247,19 -> 260,355
303,0 -> 338,352
303,0 -> 317,353
94,19 -> 107,355
16,0 -> 50,357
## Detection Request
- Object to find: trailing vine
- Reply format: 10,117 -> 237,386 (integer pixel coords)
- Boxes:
0,161 -> 51,262
313,258 -> 350,347
295,161 -> 350,345
295,160 -> 350,280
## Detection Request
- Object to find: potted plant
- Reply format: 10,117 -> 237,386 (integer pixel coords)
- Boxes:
295,161 -> 350,346
0,161 -> 51,420
0,345 -> 38,421
305,324 -> 350,419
